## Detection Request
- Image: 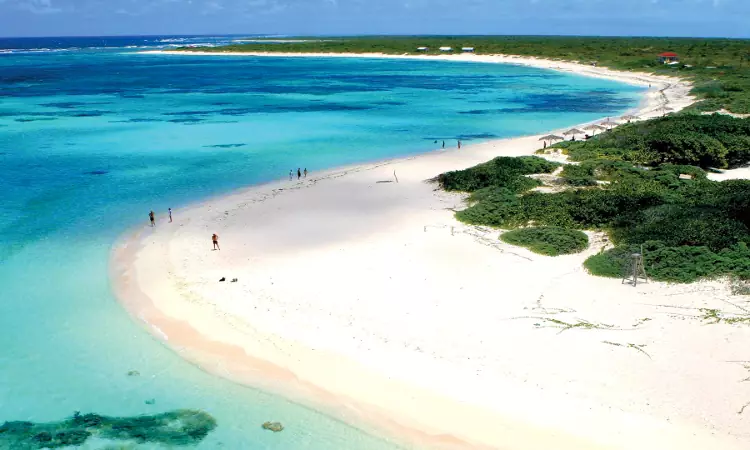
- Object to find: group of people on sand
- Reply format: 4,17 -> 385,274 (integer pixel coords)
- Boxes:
148,208 -> 172,226
148,208 -> 220,250
289,168 -> 308,180
434,140 -> 461,149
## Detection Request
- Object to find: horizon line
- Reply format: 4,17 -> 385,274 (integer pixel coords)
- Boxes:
2,33 -> 749,40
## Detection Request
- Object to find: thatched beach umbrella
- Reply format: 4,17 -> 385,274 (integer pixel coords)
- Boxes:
539,134 -> 564,148
621,114 -> 640,123
584,124 -> 606,135
601,119 -> 620,130
539,134 -> 564,142
563,128 -> 585,140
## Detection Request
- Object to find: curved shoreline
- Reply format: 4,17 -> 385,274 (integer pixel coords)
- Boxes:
109,56 -> 750,449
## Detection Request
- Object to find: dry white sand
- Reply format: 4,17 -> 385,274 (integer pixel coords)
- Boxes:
113,54 -> 750,449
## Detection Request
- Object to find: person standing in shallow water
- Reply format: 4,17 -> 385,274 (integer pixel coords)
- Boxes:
168,208 -> 172,223
212,233 -> 220,250
442,141 -> 445,149
289,170 -> 293,181
149,210 -> 155,227
297,168 -> 301,180
304,168 -> 308,178
457,140 -> 461,149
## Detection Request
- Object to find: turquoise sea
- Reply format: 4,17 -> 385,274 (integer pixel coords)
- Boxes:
0,36 -> 644,449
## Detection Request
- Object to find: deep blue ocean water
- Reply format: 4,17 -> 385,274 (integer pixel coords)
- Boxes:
0,36 -> 644,449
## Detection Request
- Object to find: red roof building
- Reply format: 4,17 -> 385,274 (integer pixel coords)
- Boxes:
659,52 -> 679,64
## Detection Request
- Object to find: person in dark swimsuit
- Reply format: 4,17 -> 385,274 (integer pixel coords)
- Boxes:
149,210 -> 155,227
297,168 -> 301,180
212,233 -> 220,250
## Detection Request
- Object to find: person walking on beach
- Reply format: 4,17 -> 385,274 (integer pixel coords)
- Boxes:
442,140 -> 445,149
289,170 -> 293,180
304,168 -> 308,178
149,210 -> 155,227
168,208 -> 172,223
212,233 -> 220,250
457,140 -> 461,149
297,168 -> 301,180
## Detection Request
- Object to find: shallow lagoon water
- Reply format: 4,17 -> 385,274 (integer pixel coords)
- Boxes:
0,36 -> 643,449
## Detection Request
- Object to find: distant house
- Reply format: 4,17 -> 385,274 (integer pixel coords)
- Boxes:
416,47 -> 429,52
462,47 -> 475,53
659,52 -> 679,64
439,47 -> 453,52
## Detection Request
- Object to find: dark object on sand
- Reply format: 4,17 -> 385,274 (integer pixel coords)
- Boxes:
231,278 -> 238,282
0,409 -> 217,448
262,421 -> 284,432
219,277 -> 226,282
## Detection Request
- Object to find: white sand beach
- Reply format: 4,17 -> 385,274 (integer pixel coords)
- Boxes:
112,55 -> 750,449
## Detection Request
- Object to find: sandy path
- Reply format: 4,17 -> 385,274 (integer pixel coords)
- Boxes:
113,55 -> 750,449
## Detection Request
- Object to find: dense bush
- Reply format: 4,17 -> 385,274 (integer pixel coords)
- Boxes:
585,242 -> 750,283
562,115 -> 750,169
445,114 -> 750,283
561,164 -> 597,186
610,205 -> 749,251
501,227 -> 589,256
438,156 -> 559,192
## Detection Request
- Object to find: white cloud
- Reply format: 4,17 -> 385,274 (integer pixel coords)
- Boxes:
2,0 -> 62,14
202,0 -> 224,14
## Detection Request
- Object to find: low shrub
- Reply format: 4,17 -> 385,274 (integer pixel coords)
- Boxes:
501,227 -> 589,256
584,241 -> 750,283
610,205 -> 749,251
561,164 -> 597,186
438,156 -> 559,192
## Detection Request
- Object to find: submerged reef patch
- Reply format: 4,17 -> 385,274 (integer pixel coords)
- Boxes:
204,144 -> 246,149
0,409 -> 217,449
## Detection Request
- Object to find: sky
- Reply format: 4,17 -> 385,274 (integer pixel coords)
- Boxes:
0,0 -> 748,38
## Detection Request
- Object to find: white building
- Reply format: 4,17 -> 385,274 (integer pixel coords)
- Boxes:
439,47 -> 453,52
416,47 -> 429,52
462,47 -> 475,53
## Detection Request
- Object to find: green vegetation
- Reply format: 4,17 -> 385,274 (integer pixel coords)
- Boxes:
534,317 -> 614,332
180,36 -> 750,113
700,308 -> 750,325
0,410 -> 217,449
559,114 -> 750,168
262,421 -> 284,432
501,227 -> 588,256
438,156 -> 559,193
584,242 -> 750,282
560,163 -> 598,186
438,114 -> 750,283
602,341 -> 651,359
